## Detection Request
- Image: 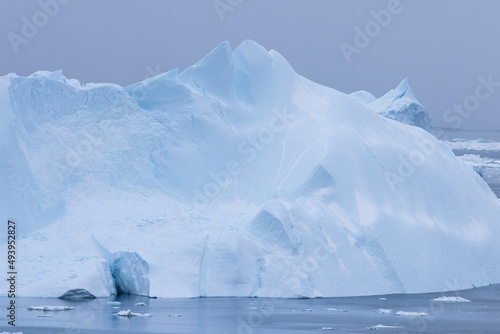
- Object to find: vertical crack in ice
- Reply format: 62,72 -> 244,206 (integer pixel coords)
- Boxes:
271,131 -> 289,194
277,135 -> 324,190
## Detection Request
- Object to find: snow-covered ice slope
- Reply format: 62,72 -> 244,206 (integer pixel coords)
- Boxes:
352,78 -> 435,134
1,41 -> 499,298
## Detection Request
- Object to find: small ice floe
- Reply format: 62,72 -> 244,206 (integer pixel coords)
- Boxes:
326,308 -> 347,312
290,309 -> 297,312
395,311 -> 428,317
261,306 -> 269,310
248,306 -> 258,309
113,307 -> 120,309
28,306 -> 75,311
321,327 -> 335,330
367,324 -> 403,330
169,313 -> 182,317
107,301 -> 121,306
0,332 -> 24,334
302,308 -> 313,312
37,314 -> 53,317
378,298 -> 387,300
114,310 -> 151,317
135,302 -> 146,306
431,296 -> 471,302
375,309 -> 392,314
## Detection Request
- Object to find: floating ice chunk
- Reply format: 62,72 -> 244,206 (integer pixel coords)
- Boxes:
59,288 -> 96,300
321,327 -> 335,331
326,308 -> 347,312
375,309 -> 392,314
302,308 -> 313,312
367,324 -> 403,330
107,301 -> 121,306
395,311 -> 428,316
431,296 -> 471,302
28,306 -> 74,311
169,314 -> 182,317
114,309 -> 151,317
135,302 -> 146,306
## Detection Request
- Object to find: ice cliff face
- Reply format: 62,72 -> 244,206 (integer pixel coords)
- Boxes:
1,41 -> 499,298
352,78 -> 435,135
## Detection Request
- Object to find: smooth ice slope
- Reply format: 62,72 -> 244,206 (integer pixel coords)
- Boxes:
1,41 -> 500,298
352,79 -> 435,134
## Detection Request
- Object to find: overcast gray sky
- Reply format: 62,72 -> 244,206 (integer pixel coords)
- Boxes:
1,0 -> 499,130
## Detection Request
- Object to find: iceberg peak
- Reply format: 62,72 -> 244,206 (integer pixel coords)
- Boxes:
364,78 -> 435,134
178,41 -> 235,100
391,77 -> 416,102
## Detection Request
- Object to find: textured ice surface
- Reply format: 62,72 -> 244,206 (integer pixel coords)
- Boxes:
1,41 -> 500,298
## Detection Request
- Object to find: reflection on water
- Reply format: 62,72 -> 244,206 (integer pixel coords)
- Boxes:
1,284 -> 499,334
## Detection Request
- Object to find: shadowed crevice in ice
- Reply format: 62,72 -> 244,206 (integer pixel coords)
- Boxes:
111,251 -> 150,296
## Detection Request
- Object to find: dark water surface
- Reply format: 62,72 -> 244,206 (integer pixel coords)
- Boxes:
1,284 -> 499,334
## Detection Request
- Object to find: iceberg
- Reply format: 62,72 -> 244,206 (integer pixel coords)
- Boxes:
353,78 -> 435,134
1,40 -> 500,298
